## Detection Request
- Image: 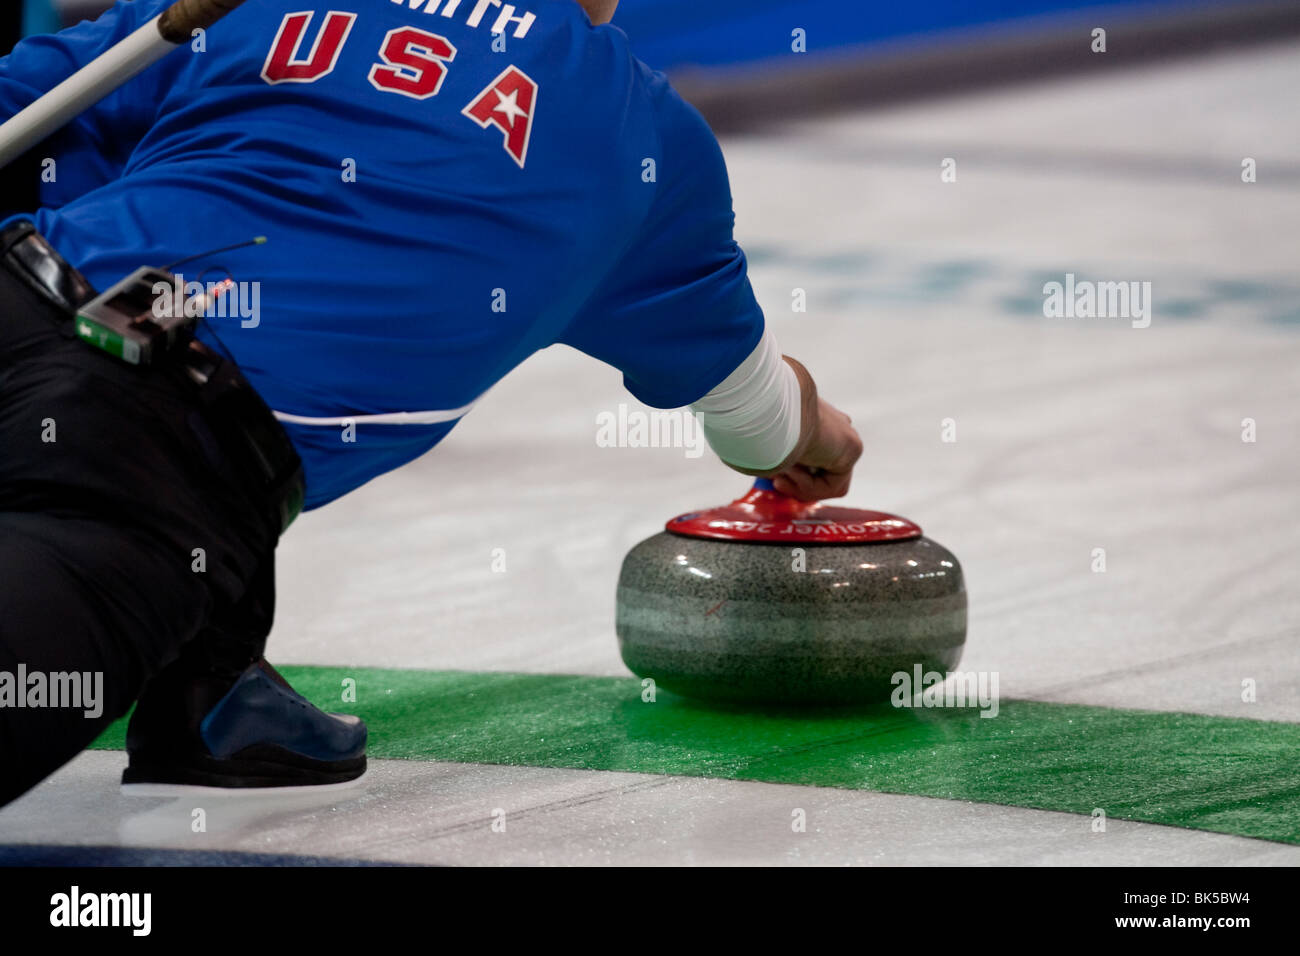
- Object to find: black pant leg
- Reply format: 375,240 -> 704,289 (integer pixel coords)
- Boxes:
0,513 -> 213,806
0,258 -> 282,806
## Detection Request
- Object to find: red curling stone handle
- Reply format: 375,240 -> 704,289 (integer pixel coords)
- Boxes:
664,479 -> 922,544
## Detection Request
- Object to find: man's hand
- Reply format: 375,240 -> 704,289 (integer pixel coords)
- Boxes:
723,354 -> 863,501
770,395 -> 862,501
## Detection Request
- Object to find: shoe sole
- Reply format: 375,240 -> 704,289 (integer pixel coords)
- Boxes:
121,772 -> 368,798
122,743 -> 366,792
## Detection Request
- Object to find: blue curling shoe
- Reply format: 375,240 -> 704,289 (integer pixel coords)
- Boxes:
122,658 -> 367,795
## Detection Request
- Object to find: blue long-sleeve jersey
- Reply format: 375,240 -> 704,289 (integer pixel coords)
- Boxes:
0,0 -> 764,509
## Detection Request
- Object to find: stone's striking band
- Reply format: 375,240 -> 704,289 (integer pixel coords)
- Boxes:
616,483 -> 967,705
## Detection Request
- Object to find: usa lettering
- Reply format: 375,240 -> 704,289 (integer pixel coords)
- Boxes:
462,66 -> 538,166
261,8 -> 539,166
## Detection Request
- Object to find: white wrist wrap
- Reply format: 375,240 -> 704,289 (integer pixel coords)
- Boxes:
689,327 -> 802,472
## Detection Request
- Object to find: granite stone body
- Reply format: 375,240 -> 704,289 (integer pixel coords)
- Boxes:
616,532 -> 967,704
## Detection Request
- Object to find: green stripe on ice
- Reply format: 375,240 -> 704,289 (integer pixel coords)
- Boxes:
90,666 -> 1300,844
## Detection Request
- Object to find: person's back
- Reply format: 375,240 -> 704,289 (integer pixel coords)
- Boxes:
0,0 -> 861,805
2,0 -> 756,507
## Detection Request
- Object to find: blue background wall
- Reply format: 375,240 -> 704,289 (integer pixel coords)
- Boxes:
613,0 -> 1251,72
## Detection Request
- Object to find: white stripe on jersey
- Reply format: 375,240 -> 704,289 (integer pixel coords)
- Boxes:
273,402 -> 476,426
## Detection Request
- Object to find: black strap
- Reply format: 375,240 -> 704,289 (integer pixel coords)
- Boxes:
1,220 -> 97,314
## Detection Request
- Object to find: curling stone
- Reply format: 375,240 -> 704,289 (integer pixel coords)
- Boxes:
616,479 -> 966,705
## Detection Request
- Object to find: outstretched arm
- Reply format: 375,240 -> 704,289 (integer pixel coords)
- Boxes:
562,75 -> 861,499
